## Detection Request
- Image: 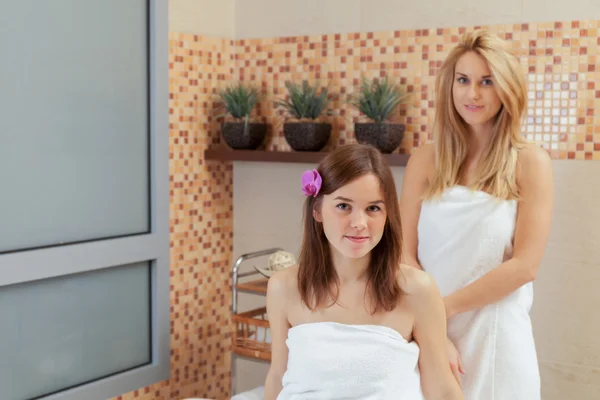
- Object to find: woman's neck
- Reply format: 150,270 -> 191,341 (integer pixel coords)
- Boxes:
330,249 -> 370,284
466,121 -> 494,161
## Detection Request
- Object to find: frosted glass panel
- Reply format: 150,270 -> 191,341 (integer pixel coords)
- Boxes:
0,261 -> 151,400
0,0 -> 149,252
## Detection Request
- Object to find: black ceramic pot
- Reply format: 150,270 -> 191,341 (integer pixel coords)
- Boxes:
222,122 -> 267,150
283,122 -> 332,152
354,122 -> 405,153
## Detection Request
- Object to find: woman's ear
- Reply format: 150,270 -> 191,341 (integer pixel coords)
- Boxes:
312,206 -> 323,223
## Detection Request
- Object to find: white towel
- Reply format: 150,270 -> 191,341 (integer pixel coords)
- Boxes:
277,322 -> 423,400
418,186 -> 540,399
231,386 -> 264,400
418,187 -> 519,297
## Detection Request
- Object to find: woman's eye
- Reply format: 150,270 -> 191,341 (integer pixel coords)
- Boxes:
367,206 -> 381,212
457,77 -> 467,84
482,79 -> 493,85
336,203 -> 350,210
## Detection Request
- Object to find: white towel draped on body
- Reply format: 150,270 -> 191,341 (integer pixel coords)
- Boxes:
418,186 -> 540,399
277,321 -> 423,400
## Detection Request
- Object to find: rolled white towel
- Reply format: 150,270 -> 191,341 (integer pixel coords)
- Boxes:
231,385 -> 264,400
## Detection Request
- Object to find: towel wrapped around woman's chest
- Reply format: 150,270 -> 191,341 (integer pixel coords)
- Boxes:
277,322 -> 424,400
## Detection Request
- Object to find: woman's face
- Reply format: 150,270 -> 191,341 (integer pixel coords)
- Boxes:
452,51 -> 502,133
314,173 -> 387,261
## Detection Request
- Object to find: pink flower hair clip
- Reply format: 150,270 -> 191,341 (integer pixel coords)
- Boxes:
301,169 -> 322,197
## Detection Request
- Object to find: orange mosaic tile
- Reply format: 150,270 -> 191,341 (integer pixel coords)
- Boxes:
111,33 -> 234,400
233,20 -> 600,160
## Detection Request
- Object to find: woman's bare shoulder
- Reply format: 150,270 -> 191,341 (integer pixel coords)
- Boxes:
518,142 -> 551,162
396,264 -> 445,323
397,264 -> 439,299
410,143 -> 435,166
516,143 -> 553,188
267,265 -> 299,300
406,143 -> 436,182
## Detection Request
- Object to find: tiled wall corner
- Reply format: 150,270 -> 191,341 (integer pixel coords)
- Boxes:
110,33 -> 235,400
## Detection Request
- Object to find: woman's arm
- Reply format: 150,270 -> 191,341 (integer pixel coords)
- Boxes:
405,268 -> 464,400
444,146 -> 554,318
399,144 -> 465,380
264,270 -> 291,400
399,144 -> 435,270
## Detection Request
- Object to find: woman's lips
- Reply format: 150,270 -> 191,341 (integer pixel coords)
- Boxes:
345,236 -> 369,243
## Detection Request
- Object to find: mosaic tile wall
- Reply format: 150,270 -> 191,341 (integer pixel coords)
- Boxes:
235,20 -> 600,160
111,33 -> 235,400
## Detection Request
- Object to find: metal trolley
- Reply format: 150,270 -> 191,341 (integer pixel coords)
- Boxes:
230,247 -> 282,396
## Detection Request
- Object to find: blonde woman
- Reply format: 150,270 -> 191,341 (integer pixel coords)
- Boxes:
399,30 -> 553,399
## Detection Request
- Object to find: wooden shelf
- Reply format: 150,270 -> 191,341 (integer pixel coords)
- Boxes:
204,147 -> 410,166
236,278 -> 269,294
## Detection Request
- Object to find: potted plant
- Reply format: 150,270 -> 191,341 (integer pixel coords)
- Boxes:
217,82 -> 266,150
350,75 -> 410,153
277,80 -> 333,152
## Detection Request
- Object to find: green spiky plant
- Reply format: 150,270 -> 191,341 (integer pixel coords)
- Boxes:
277,80 -> 332,120
218,82 -> 264,124
350,75 -> 411,153
217,82 -> 268,150
350,75 -> 410,123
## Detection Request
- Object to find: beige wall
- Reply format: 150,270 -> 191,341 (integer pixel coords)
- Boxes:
169,0 -> 234,36
532,161 -> 600,399
169,0 -> 600,39
232,161 -> 600,399
233,0 -> 600,38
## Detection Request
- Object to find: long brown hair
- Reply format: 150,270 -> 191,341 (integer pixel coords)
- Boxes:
425,30 -> 527,200
297,143 -> 403,314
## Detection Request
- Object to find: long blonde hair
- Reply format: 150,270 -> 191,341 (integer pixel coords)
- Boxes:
424,30 -> 527,200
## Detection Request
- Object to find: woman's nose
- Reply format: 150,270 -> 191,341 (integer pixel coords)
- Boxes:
350,211 -> 367,230
469,83 -> 481,100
